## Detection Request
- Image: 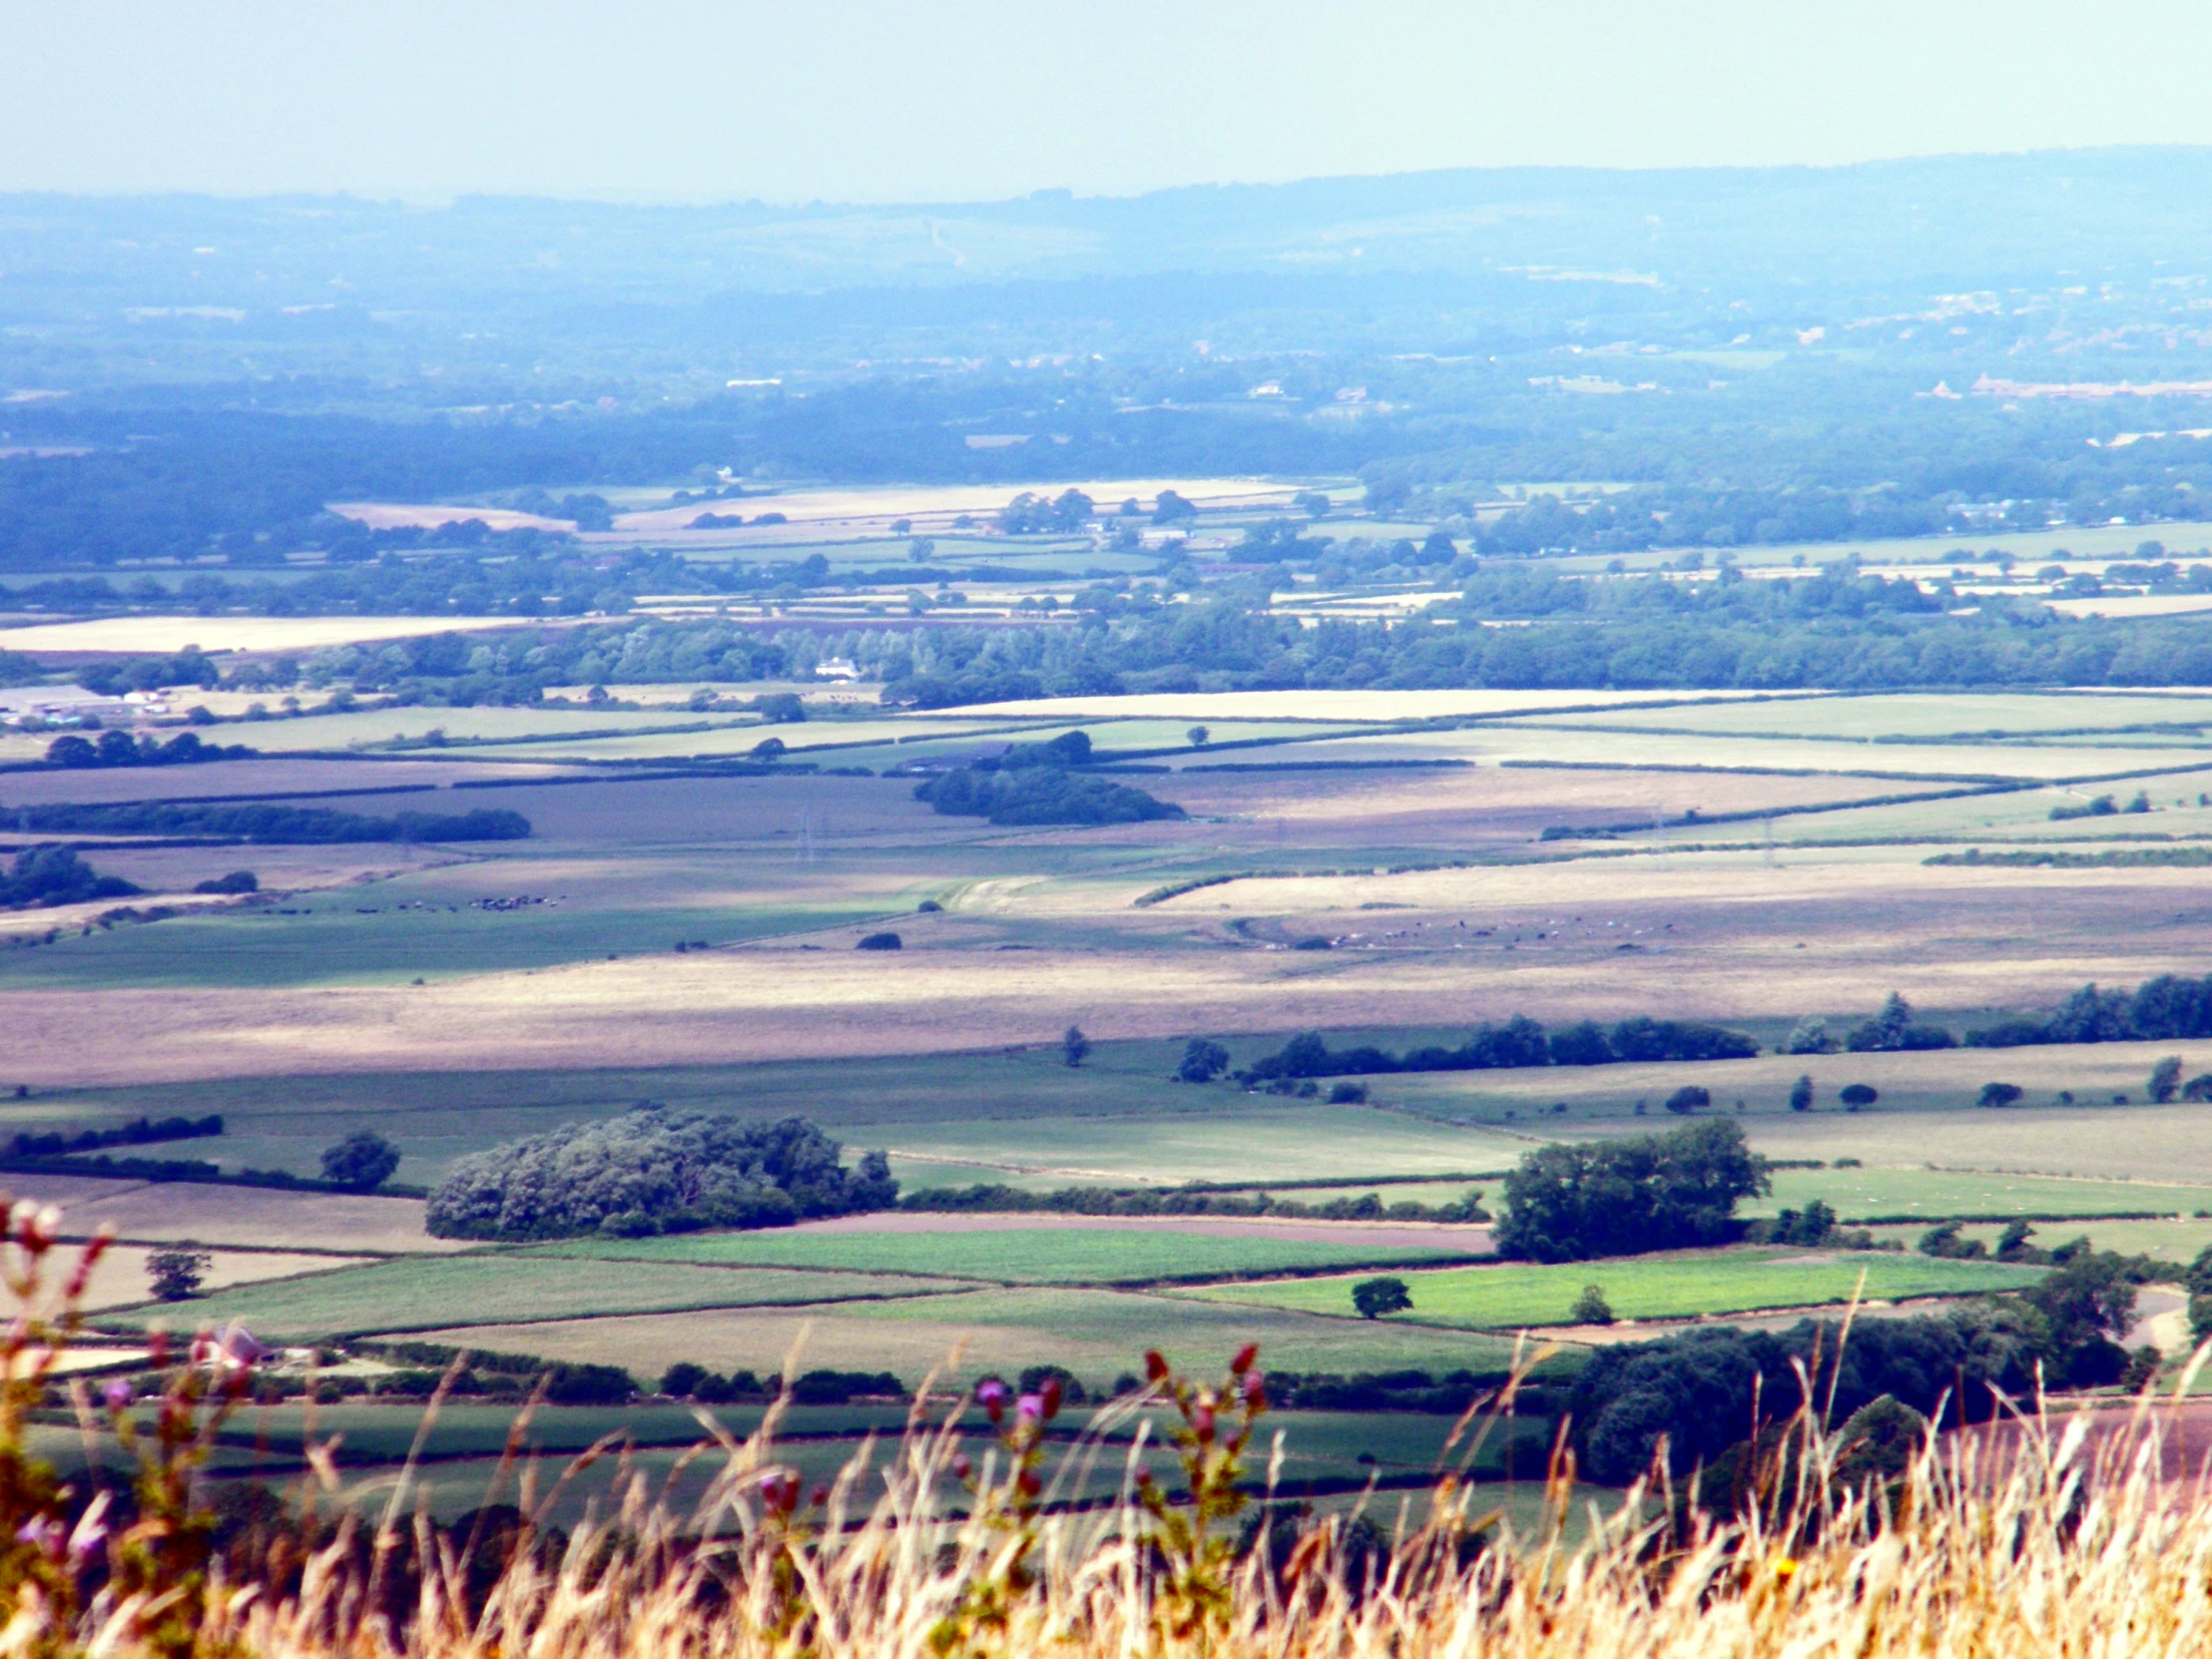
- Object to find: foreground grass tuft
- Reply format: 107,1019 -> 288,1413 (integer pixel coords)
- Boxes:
5,1208 -> 2212,1657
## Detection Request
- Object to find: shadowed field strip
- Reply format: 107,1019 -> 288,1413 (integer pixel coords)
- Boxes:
91,1256 -> 954,1341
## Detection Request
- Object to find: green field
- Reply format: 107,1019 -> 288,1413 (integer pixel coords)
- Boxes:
1751,1166 -> 2212,1223
537,1227 -> 1478,1286
419,1285 -> 1542,1386
1866,1216 -> 2212,1266
93,1256 -> 953,1340
0,885 -> 908,991
1183,1248 -> 2047,1330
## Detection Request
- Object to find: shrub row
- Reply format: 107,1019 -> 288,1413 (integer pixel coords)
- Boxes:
10,802 -> 531,843
0,1152 -> 422,1196
898,1182 -> 1488,1224
1,1113 -> 221,1160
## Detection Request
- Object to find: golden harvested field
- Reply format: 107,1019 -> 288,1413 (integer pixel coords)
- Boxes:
0,615 -> 542,653
2046,594 -> 2212,619
6,1175 -> 460,1254
76,1244 -> 372,1311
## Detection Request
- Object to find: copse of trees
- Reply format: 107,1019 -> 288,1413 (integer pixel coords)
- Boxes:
1492,1118 -> 1770,1264
912,734 -> 1184,827
46,730 -> 255,769
1965,971 -> 2212,1050
1846,992 -> 1957,1052
1566,1301 -> 2056,1483
320,1131 -> 401,1193
425,1109 -> 897,1241
0,846 -> 138,908
1242,1016 -> 1757,1083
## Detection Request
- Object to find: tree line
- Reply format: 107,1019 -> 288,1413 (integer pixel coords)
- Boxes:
1240,1017 -> 1759,1084
5,803 -> 530,844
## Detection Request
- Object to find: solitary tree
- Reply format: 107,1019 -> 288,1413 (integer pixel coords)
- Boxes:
1177,1038 -> 1230,1083
1788,1074 -> 1815,1113
1186,726 -> 1211,749
2150,1055 -> 2186,1104
1351,1276 -> 1412,1320
147,1246 -> 212,1302
1061,1025 -> 1091,1068
1839,1083 -> 1880,1111
1568,1284 -> 1614,1325
1663,1085 -> 1710,1114
1977,1082 -> 2024,1109
321,1131 -> 401,1192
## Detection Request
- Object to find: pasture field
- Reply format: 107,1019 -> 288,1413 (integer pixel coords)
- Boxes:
0,616 -> 546,654
1382,1036 -> 2212,1124
538,1226 -> 1479,1285
416,1286 -> 1536,1387
0,755 -> 580,806
1514,691 -> 2212,742
1861,1216 -> 2212,1262
1725,1100 -> 2212,1185
1183,1248 -> 2048,1330
852,1107 -> 1529,1188
0,865 -> 915,991
1250,724 -> 2203,782
201,703 -> 731,753
1749,1166 -> 2212,1223
92,1256 -> 954,1341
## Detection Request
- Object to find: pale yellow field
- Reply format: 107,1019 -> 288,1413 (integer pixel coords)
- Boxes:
326,503 -> 574,533
77,1245 -> 371,1311
2045,595 -> 2212,619
959,689 -> 1814,722
7,1177 -> 461,1254
0,616 -> 543,654
1267,725 -> 2205,780
607,477 -> 1308,535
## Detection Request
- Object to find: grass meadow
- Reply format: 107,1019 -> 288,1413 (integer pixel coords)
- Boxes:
1183,1248 -> 2048,1330
538,1226 -> 1478,1285
413,1285 -> 1539,1387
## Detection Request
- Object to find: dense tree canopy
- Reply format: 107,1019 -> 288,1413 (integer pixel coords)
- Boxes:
1493,1119 -> 1770,1263
426,1110 -> 897,1241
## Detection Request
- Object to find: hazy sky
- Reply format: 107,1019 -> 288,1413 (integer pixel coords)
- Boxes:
8,0 -> 2212,203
